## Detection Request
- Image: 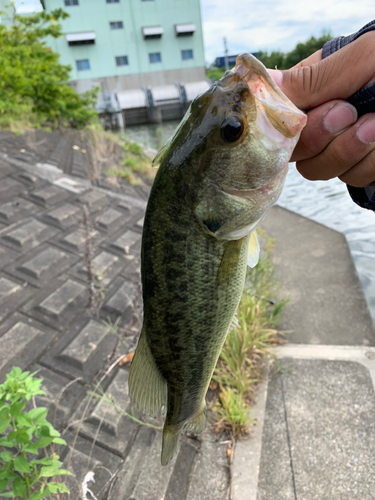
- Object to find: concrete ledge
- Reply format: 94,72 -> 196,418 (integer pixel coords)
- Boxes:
232,345 -> 375,500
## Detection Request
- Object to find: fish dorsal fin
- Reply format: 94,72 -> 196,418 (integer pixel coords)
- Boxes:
247,231 -> 260,268
152,138 -> 173,168
128,328 -> 167,417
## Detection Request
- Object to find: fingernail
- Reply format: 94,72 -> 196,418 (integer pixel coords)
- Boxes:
357,117 -> 375,143
324,103 -> 357,134
267,69 -> 283,87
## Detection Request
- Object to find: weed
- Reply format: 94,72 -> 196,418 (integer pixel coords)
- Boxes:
0,367 -> 70,499
106,167 -> 135,183
123,157 -> 136,168
126,142 -> 143,156
213,229 -> 288,437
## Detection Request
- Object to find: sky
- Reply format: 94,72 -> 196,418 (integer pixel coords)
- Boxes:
15,0 -> 375,64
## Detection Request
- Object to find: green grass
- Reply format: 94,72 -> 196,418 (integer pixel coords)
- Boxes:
212,229 -> 288,437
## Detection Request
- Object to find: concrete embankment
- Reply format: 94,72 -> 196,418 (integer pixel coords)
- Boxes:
0,130 -> 374,499
232,205 -> 375,500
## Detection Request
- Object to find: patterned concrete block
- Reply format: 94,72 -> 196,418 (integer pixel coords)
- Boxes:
40,202 -> 82,229
71,249 -> 127,288
28,184 -> 70,206
95,207 -> 129,233
101,278 -> 138,323
108,427 -> 197,500
110,229 -> 142,256
78,189 -> 109,213
0,245 -> 13,271
21,276 -> 88,330
41,316 -> 117,382
73,367 -> 138,456
0,219 -> 58,253
31,364 -> 86,428
120,255 -> 141,284
0,177 -> 26,203
54,226 -> 104,254
0,198 -> 41,224
61,432 -> 122,500
0,313 -> 59,380
12,171 -> 40,186
0,274 -> 34,322
7,244 -> 79,288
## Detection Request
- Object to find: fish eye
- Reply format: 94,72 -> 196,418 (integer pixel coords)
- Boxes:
220,116 -> 244,143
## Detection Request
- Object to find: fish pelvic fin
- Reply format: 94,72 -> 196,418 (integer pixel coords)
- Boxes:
161,425 -> 181,466
182,402 -> 207,435
247,230 -> 260,268
128,327 -> 167,417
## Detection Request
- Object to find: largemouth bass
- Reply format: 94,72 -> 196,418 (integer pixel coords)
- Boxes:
129,54 -> 306,465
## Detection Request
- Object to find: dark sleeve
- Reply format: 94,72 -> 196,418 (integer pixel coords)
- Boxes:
322,21 -> 375,211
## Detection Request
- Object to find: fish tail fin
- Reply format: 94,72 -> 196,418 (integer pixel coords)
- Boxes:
128,327 -> 167,417
161,425 -> 181,466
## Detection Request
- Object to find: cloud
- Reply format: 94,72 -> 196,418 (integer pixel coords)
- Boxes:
201,0 -> 375,64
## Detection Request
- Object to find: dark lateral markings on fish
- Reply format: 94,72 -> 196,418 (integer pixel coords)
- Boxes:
128,52 -> 307,466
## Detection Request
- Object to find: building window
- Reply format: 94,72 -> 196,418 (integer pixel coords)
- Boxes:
110,21 -> 123,30
116,55 -> 128,66
64,0 -> 79,6
76,59 -> 90,71
149,52 -> 161,64
181,49 -> 193,60
107,0 -> 119,2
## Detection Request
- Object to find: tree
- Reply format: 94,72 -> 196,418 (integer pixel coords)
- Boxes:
0,7 -> 98,129
257,31 -> 333,70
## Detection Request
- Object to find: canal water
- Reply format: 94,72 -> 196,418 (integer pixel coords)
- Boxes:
123,122 -> 375,325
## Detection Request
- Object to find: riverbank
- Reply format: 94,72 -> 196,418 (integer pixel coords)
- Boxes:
0,130 -> 374,498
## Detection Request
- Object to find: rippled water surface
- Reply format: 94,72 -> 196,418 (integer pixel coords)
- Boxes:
124,123 -> 375,324
279,166 -> 375,324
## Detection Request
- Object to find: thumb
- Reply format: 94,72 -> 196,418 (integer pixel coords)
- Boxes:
267,32 -> 375,110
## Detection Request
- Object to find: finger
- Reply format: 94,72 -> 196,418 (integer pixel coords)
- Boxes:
339,148 -> 375,187
291,100 -> 357,162
296,113 -> 375,181
272,32 -> 375,109
290,49 -> 323,69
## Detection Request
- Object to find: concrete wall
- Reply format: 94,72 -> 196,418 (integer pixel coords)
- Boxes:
70,65 -> 206,94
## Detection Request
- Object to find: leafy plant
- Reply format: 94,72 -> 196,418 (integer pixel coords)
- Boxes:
0,367 -> 70,499
213,229 -> 288,436
0,8 -> 98,130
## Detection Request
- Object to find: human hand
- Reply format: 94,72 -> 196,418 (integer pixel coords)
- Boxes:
268,32 -> 375,187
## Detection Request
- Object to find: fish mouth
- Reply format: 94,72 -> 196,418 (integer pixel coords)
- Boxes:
233,53 -> 307,139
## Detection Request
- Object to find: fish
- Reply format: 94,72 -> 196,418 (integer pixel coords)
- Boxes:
128,53 -> 306,465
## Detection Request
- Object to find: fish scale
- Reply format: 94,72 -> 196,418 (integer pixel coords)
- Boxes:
128,52 -> 306,465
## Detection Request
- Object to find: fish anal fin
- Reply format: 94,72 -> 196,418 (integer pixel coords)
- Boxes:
128,328 -> 167,418
247,230 -> 260,268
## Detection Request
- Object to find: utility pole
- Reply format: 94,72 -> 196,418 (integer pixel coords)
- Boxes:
223,37 -> 229,71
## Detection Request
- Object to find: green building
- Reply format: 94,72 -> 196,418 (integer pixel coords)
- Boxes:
42,0 -> 207,104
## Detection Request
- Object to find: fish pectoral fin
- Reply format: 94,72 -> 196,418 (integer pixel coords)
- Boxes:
247,230 -> 260,268
229,313 -> 239,333
217,238 -> 245,283
128,328 -> 167,417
